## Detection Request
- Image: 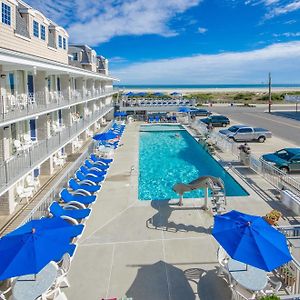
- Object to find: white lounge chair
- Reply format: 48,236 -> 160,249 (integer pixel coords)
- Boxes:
260,276 -> 282,296
230,284 -> 256,300
217,246 -> 230,282
39,286 -> 67,300
56,253 -> 71,288
13,140 -> 24,152
23,134 -> 33,146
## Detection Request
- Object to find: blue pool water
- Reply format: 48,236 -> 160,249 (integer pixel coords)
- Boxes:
138,125 -> 249,200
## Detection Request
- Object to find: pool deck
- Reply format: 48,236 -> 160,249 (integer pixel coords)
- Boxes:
65,122 -> 298,300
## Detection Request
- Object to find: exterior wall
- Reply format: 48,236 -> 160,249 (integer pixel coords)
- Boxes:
0,0 -> 69,64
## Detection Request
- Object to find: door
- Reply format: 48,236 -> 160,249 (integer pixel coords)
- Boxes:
29,119 -> 37,141
57,77 -> 61,92
27,74 -> 34,102
289,155 -> 300,171
235,128 -> 253,141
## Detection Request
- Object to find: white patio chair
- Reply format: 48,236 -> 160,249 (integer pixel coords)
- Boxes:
25,174 -> 40,191
217,246 -> 230,281
23,134 -> 33,146
230,284 -> 256,300
53,156 -> 65,168
57,151 -> 67,160
0,286 -> 12,300
13,140 -> 24,152
260,276 -> 282,296
56,253 -> 71,288
39,286 -> 67,300
16,186 -> 34,203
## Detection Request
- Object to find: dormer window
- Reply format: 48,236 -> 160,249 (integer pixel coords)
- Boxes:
73,53 -> 78,61
2,3 -> 11,25
40,24 -> 46,40
58,35 -> 62,48
33,20 -> 39,37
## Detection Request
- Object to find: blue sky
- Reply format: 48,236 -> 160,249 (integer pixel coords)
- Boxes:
27,0 -> 300,84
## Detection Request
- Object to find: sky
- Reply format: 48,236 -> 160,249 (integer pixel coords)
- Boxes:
26,0 -> 300,84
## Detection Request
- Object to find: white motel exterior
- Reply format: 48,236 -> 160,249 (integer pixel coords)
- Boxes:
0,0 -> 119,216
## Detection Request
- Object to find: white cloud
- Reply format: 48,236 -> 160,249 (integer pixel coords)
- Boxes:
26,0 -> 201,45
198,27 -> 208,34
273,32 -> 300,37
265,0 -> 300,18
112,41 -> 300,84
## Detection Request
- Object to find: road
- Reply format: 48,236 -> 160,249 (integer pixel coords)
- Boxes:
209,104 -> 300,146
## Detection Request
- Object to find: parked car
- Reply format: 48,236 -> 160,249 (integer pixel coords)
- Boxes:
200,115 -> 230,127
219,125 -> 272,143
189,108 -> 212,116
262,148 -> 300,173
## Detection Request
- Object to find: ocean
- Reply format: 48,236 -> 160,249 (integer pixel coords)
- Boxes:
116,84 -> 300,90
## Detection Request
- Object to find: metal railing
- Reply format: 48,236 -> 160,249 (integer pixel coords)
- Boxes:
21,120 -> 114,224
0,106 -> 113,195
0,87 -> 119,125
120,97 -> 196,107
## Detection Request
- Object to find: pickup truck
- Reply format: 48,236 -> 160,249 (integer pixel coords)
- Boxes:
219,125 -> 272,143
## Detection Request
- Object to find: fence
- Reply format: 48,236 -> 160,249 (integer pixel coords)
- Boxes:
191,120 -> 300,198
21,120 -> 114,224
0,88 -> 118,125
0,106 -> 113,195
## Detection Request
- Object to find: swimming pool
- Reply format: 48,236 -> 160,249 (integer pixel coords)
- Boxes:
138,124 -> 249,200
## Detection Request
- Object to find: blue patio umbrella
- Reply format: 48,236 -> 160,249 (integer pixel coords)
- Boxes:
93,131 -> 118,141
153,92 -> 164,96
178,107 -> 191,113
212,210 -> 292,271
0,217 -> 80,280
114,111 -> 127,117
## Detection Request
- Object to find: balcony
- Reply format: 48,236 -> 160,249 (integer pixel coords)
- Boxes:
0,87 -> 119,127
0,106 -> 113,195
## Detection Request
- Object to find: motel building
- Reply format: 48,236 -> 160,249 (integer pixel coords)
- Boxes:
0,0 -> 118,218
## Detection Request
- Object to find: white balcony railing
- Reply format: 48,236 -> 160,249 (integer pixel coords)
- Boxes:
0,106 -> 113,195
0,87 -> 118,125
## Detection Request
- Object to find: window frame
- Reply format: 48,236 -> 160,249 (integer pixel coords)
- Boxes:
33,20 -> 39,38
1,2 -> 11,26
58,35 -> 63,48
40,24 -> 46,41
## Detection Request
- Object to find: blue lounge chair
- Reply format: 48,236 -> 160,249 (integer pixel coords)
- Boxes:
60,189 -> 96,205
80,166 -> 106,177
85,160 -> 109,170
149,117 -> 154,123
155,116 -> 160,122
90,154 -> 113,164
69,178 -> 101,193
49,202 -> 91,220
75,171 -> 104,184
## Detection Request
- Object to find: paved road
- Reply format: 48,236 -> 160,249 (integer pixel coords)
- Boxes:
209,104 -> 300,146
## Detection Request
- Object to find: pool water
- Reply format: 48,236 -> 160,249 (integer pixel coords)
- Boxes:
138,125 -> 249,200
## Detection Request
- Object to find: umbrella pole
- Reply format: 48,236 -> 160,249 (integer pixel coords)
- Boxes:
204,188 -> 209,210
179,195 -> 183,206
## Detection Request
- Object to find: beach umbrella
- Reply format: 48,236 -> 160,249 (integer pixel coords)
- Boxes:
0,217 -> 81,280
136,92 -> 147,97
114,111 -> 126,117
93,131 -> 118,141
178,107 -> 191,113
171,92 -> 181,96
153,92 -> 164,96
125,92 -> 135,97
212,210 -> 292,271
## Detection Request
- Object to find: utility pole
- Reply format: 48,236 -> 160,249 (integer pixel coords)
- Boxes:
268,72 -> 272,113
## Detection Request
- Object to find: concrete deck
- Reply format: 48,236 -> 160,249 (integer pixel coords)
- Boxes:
65,122 -> 297,300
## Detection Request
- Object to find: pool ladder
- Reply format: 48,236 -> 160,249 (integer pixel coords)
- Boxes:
210,185 -> 227,214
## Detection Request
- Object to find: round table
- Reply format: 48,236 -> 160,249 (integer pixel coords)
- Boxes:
228,259 -> 268,291
12,262 -> 58,300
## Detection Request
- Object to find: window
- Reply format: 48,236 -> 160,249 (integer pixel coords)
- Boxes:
33,20 -> 39,37
73,53 -> 78,61
238,128 -> 252,133
8,73 -> 15,94
58,35 -> 62,48
1,3 -> 11,25
40,24 -> 46,40
63,37 -> 66,50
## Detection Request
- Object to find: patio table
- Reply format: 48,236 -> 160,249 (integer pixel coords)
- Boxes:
12,262 -> 58,300
228,259 -> 268,292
